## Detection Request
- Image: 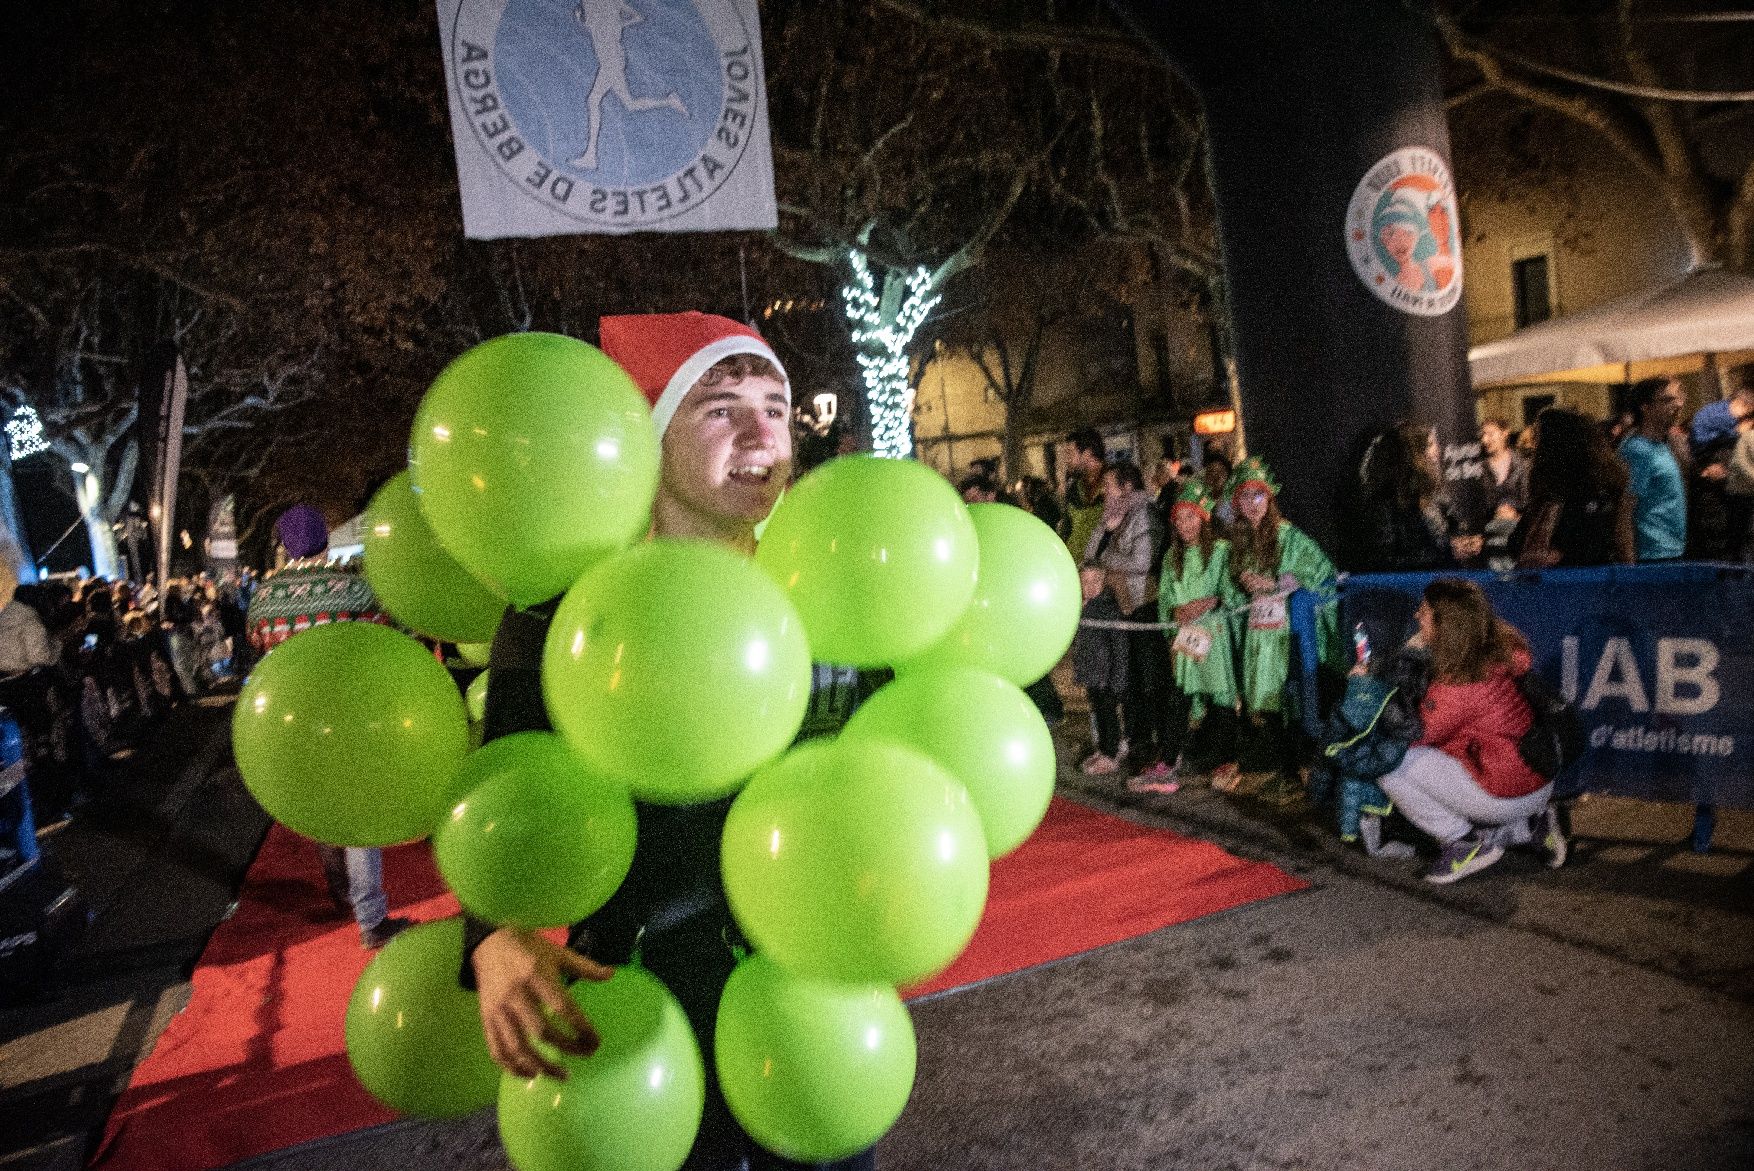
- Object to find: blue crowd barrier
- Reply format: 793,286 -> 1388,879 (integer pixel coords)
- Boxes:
1323,565 -> 1754,833
1,706 -> 40,877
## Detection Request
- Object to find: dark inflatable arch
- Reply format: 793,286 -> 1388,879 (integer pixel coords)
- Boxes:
1112,0 -> 1481,564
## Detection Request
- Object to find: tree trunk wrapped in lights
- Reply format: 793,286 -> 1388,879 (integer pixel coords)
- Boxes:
841,250 -> 940,460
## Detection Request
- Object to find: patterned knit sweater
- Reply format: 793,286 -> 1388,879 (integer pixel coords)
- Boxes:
245,559 -> 386,650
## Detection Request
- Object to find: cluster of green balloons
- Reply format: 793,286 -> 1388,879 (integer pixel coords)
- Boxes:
235,333 -> 666,856
233,331 -> 1085,1171
699,459 -> 1080,1160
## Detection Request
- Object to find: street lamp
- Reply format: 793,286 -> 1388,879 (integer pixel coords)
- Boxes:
813,392 -> 839,427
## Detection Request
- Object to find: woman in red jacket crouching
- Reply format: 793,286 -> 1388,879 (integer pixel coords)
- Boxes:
1380,577 -> 1565,884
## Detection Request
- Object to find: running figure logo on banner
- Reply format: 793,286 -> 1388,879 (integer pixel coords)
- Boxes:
1345,147 -> 1463,317
439,0 -> 777,239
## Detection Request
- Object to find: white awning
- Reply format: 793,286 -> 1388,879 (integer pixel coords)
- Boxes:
1469,267 -> 1754,389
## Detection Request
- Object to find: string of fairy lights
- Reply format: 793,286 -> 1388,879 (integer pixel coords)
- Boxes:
6,405 -> 47,462
841,249 -> 939,460
0,268 -> 944,472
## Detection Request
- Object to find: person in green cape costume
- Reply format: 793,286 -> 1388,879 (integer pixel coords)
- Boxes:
1133,480 -> 1238,790
1214,456 -> 1338,803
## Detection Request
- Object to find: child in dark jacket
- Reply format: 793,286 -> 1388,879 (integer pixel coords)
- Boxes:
1314,669 -> 1418,858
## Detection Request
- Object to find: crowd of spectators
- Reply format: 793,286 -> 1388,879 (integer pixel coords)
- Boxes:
0,564 -> 254,829
1356,378 -> 1754,573
6,378 -> 1745,881
1020,378 -> 1752,882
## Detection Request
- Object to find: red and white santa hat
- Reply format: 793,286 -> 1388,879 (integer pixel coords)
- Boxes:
598,311 -> 789,438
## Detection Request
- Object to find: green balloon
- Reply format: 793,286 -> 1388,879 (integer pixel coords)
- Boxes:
465,670 -> 490,726
434,733 -> 637,929
345,918 -> 500,1118
843,667 -> 1054,859
456,641 -> 494,667
715,954 -> 915,1162
754,455 -> 978,667
409,333 -> 660,607
232,622 -> 470,846
896,503 -> 1081,685
543,540 -> 812,804
497,965 -> 705,1171
721,737 -> 988,986
362,471 -> 507,643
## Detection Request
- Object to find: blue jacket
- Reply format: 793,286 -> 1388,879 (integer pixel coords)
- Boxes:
1318,672 -> 1418,840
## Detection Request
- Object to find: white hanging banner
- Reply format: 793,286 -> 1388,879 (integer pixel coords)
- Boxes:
438,0 -> 778,239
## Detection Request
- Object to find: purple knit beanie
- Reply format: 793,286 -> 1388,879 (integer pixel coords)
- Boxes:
276,505 -> 329,560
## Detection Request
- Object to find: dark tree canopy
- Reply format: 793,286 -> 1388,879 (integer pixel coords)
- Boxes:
0,0 -> 1217,545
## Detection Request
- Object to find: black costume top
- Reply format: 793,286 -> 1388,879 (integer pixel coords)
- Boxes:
463,602 -> 884,1171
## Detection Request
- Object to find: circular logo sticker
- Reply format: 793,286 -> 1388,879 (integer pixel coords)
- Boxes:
1346,148 -> 1463,317
450,0 -> 759,228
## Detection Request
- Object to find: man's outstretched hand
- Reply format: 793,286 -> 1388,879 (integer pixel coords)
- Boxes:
472,927 -> 614,1080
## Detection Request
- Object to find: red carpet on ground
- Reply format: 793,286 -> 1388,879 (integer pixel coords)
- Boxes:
93,797 -> 1305,1171
903,797 -> 1307,999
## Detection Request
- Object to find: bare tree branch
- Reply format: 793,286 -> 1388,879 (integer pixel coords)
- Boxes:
1446,79 -> 1492,111
0,243 -> 248,311
1456,6 -> 1754,103
1440,4 -> 1754,268
768,226 -> 850,266
868,0 -> 1159,66
1436,12 -> 1663,181
102,438 -> 138,518
1732,155 -> 1754,267
933,138 -> 1049,286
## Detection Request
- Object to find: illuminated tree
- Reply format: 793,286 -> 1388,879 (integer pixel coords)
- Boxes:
764,0 -> 1219,457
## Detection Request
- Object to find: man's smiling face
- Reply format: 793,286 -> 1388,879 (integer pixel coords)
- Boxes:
657,371 -> 793,533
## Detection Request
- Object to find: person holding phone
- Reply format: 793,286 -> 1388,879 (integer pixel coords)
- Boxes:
1071,458 -> 1159,776
1376,578 -> 1566,883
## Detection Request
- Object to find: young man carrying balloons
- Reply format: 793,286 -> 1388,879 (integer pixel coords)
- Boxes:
462,312 -> 880,1171
240,310 -> 1080,1171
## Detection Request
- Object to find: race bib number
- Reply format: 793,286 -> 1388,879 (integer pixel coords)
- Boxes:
1172,625 -> 1212,662
1248,593 -> 1288,631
